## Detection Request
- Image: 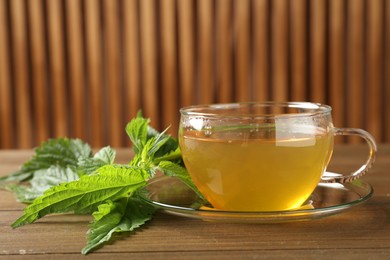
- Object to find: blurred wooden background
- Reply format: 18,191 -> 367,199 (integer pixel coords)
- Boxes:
0,0 -> 389,149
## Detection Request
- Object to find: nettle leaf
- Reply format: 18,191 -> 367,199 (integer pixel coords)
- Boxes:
12,165 -> 148,228
93,146 -> 116,164
30,166 -> 80,191
78,146 -> 116,175
129,132 -> 173,179
125,113 -> 178,159
145,123 -> 179,160
7,166 -> 79,203
126,116 -> 150,154
141,132 -> 171,161
158,161 -> 206,201
5,185 -> 39,204
0,172 -> 31,183
146,125 -> 160,139
0,138 -> 91,182
153,147 -> 182,164
82,196 -> 156,254
152,134 -> 179,159
7,113 -> 199,255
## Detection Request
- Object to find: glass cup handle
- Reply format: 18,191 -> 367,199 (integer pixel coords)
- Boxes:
321,128 -> 377,184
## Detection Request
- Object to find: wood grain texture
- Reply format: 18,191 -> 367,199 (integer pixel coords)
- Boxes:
290,0 -> 307,101
66,0 -> 86,141
386,0 -> 390,143
0,145 -> 389,258
234,0 -> 251,101
310,0 -> 326,104
329,0 -> 346,137
123,0 -> 141,145
1,0 -> 389,148
177,0 -> 195,107
0,0 -> 14,148
216,0 -> 233,103
346,0 -> 364,143
27,0 -> 50,145
10,0 -> 32,148
271,0 -> 288,101
47,0 -> 68,138
84,0 -> 104,147
160,0 -> 179,135
366,0 -> 384,141
252,0 -> 270,101
140,0 -> 159,129
198,0 -> 214,104
104,0 -> 123,147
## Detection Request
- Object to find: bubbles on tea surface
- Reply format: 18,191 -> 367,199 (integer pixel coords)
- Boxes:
204,124 -> 213,137
248,123 -> 261,138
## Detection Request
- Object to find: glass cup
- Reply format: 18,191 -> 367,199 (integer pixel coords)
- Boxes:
178,102 -> 377,211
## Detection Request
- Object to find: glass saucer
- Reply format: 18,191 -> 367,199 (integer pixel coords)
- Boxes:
138,172 -> 373,223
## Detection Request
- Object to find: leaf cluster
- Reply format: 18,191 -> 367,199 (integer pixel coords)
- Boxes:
0,113 -> 203,254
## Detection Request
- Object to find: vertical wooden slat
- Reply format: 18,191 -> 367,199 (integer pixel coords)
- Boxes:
160,0 -> 179,135
290,0 -> 307,101
10,0 -> 32,148
66,0 -> 86,140
85,0 -> 104,147
28,0 -> 49,146
177,0 -> 195,107
198,0 -> 214,103
253,0 -> 269,101
103,0 -> 122,146
234,0 -> 251,101
1,0 -> 388,148
123,0 -> 141,130
47,0 -> 68,138
385,0 -> 390,142
140,0 -> 159,129
0,0 -> 14,148
329,0 -> 345,130
366,0 -> 384,142
310,0 -> 326,104
271,0 -> 288,101
216,0 -> 233,103
346,0 -> 364,143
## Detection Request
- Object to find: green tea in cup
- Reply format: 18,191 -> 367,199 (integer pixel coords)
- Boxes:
179,102 -> 376,212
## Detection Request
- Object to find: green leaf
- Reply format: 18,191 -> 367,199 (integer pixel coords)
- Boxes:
146,126 -> 179,159
5,185 -> 38,204
0,138 -> 91,182
82,196 -> 156,254
78,146 -> 116,175
11,165 -> 148,228
152,135 -> 179,159
128,131 -> 174,179
0,172 -> 31,183
126,116 -> 150,154
6,113 -> 201,255
153,147 -> 182,164
141,131 -> 171,161
7,166 -> 79,203
158,160 -> 206,201
94,146 -> 116,164
30,166 -> 80,191
125,113 -> 179,159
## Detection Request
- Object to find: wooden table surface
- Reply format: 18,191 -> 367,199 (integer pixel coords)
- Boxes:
1,145 -> 389,259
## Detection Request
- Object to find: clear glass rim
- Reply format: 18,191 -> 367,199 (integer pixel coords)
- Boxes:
180,101 -> 332,118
